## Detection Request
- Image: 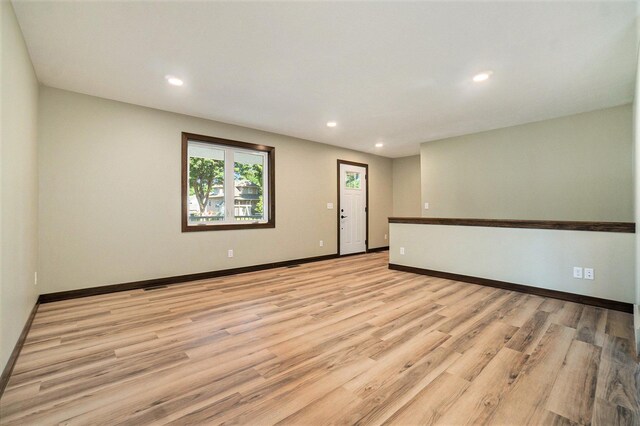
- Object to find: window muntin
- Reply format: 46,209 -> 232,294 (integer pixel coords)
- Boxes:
182,133 -> 274,231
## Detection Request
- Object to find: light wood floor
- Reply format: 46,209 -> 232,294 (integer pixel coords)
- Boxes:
1,252 -> 638,425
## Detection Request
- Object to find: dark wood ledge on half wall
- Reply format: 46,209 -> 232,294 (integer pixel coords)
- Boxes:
388,217 -> 636,233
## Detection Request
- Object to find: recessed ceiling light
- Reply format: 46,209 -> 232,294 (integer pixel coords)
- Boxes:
165,75 -> 184,86
326,121 -> 337,128
375,143 -> 384,148
472,71 -> 493,82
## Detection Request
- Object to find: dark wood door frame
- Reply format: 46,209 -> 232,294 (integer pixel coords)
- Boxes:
337,159 -> 369,256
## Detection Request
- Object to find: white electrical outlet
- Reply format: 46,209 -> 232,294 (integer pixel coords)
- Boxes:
424,202 -> 430,210
34,272 -> 38,286
327,203 -> 333,209
584,268 -> 594,280
384,234 -> 388,240
319,240 -> 324,247
573,267 -> 583,279
228,249 -> 234,258
400,247 -> 405,255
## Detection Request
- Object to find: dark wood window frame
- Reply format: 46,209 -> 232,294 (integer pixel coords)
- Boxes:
181,132 -> 275,232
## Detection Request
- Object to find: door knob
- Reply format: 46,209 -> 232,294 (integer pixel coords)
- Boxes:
341,215 -> 348,219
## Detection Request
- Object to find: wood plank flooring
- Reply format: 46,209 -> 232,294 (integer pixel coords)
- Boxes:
1,252 -> 638,425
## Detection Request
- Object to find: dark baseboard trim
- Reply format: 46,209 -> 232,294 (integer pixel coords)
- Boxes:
389,263 -> 633,313
367,246 -> 389,253
39,254 -> 342,304
338,247 -> 388,257
338,252 -> 366,258
1,301 -> 39,397
388,217 -> 635,233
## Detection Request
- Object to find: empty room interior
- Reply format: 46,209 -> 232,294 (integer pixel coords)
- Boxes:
2,1 -> 640,425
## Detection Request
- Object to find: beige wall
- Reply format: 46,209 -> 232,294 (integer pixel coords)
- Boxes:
421,105 -> 634,221
390,223 -> 635,303
38,87 -> 393,294
392,155 -> 421,217
1,1 -> 40,371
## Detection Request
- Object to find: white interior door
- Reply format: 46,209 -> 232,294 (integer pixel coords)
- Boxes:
339,163 -> 367,255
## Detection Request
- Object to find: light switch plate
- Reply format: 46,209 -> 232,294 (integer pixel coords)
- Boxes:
573,267 -> 583,279
327,203 -> 334,209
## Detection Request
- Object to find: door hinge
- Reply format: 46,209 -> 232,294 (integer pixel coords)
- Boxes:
365,207 -> 367,212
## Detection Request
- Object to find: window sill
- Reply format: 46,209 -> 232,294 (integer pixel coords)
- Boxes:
182,221 -> 275,232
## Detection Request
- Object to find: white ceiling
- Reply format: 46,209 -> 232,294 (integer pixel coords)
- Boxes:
12,1 -> 639,158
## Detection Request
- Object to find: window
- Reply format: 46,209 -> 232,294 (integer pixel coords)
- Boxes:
345,171 -> 361,189
182,132 -> 275,231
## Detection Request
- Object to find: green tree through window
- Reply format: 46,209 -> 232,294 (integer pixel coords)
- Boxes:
189,157 -> 224,215
345,172 -> 360,189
